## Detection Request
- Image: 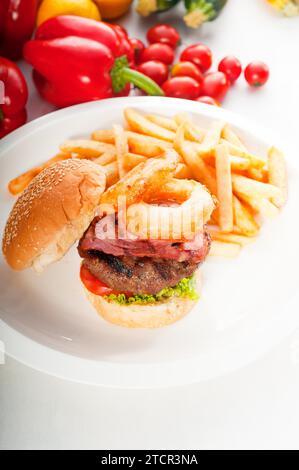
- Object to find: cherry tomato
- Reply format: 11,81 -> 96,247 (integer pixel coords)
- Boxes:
137,61 -> 169,86
162,76 -> 201,100
201,71 -> 230,102
140,43 -> 175,65
129,38 -> 145,64
80,264 -> 114,296
196,96 -> 219,106
171,61 -> 203,84
218,55 -> 242,84
180,43 -> 212,73
244,61 -> 269,87
147,24 -> 180,49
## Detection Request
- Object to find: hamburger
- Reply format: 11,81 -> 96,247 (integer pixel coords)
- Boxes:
2,157 -> 215,328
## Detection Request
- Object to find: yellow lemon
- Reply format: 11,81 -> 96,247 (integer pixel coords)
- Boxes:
37,0 -> 101,26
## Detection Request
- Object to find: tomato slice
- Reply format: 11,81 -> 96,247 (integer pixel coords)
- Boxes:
80,264 -> 133,297
80,264 -> 115,296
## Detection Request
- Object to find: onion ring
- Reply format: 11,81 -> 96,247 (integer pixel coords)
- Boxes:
100,150 -> 179,211
127,179 -> 215,241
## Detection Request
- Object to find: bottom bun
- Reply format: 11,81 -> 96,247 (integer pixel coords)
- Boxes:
83,270 -> 201,329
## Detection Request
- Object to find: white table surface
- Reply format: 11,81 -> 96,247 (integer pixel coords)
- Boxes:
1,0 -> 299,450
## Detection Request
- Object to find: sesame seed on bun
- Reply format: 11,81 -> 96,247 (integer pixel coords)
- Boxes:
2,159 -> 106,272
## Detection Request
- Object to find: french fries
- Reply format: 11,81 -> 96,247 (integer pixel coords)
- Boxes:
245,167 -> 268,182
8,169 -> 40,196
201,153 -> 250,171
93,129 -> 172,158
146,114 -> 178,132
93,151 -> 116,166
123,152 -> 146,171
113,124 -> 128,178
209,229 -> 256,246
191,121 -> 225,159
124,108 -> 175,142
8,153 -> 71,195
233,195 -> 260,237
220,139 -> 266,169
102,161 -> 119,187
91,129 -> 115,144
174,122 -> 218,196
60,139 -> 115,158
215,143 -> 233,232
174,113 -> 205,142
232,174 -> 283,200
267,146 -> 288,207
209,240 -> 241,258
222,125 -> 247,150
126,131 -> 172,157
238,193 -> 279,218
200,120 -> 225,153
7,107 -> 288,260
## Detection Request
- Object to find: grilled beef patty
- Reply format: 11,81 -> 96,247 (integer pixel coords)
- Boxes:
78,216 -> 211,295
82,253 -> 199,295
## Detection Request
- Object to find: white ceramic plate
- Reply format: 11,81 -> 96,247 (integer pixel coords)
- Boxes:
0,97 -> 298,388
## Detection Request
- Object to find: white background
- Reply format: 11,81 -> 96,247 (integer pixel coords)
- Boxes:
1,0 -> 299,449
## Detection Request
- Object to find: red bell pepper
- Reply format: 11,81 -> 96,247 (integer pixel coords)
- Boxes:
0,0 -> 38,60
0,57 -> 28,138
24,16 -> 164,108
108,23 -> 135,67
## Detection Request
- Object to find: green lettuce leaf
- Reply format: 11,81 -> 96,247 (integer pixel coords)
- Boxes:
105,275 -> 199,305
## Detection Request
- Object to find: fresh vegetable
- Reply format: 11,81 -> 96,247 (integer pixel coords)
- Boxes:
108,23 -> 135,67
24,16 -> 164,108
162,76 -> 201,100
200,71 -> 229,101
218,55 -> 242,83
106,276 -> 199,305
0,0 -> 38,60
180,43 -> 212,73
137,61 -> 169,86
81,264 -> 199,304
171,61 -> 203,84
140,43 -> 175,65
265,0 -> 299,16
93,0 -> 133,19
196,96 -> 219,106
184,0 -> 228,28
129,38 -> 145,64
244,61 -> 270,87
37,0 -> 101,27
136,0 -> 181,16
0,57 -> 28,139
110,23 -> 128,37
147,24 -> 181,48
80,264 -> 115,296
